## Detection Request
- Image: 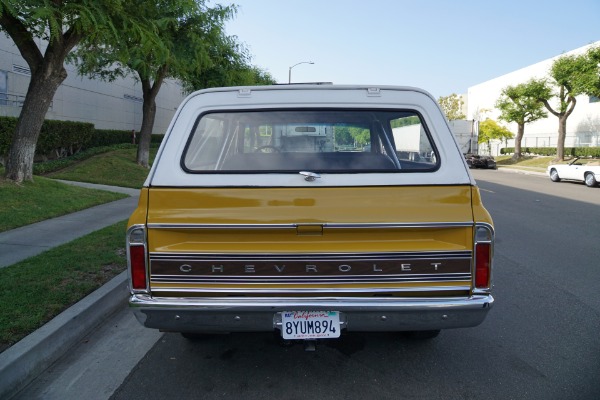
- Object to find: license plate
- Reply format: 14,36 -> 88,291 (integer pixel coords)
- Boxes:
281,311 -> 341,339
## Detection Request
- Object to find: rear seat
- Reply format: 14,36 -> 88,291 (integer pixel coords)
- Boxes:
220,152 -> 397,171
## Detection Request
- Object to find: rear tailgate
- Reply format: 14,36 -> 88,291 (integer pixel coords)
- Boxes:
145,185 -> 476,297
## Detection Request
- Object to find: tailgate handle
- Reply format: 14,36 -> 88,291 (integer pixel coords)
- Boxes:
299,171 -> 320,182
296,225 -> 323,236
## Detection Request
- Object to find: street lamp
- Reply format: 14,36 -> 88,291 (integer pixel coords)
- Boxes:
288,61 -> 314,83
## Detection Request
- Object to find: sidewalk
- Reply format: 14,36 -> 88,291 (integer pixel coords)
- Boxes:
0,181 -> 140,399
0,181 -> 139,268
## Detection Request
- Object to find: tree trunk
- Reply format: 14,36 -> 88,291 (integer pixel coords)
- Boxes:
556,115 -> 568,161
135,68 -> 166,168
512,123 -> 525,160
136,94 -> 157,168
4,62 -> 67,182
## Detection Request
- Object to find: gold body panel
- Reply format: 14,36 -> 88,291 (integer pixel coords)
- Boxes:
128,185 -> 492,295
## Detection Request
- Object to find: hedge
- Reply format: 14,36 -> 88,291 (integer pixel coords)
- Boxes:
0,117 -> 18,156
89,129 -> 135,148
0,116 -> 164,160
37,120 -> 95,158
500,147 -> 600,158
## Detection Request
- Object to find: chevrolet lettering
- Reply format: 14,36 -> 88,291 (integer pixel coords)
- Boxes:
174,262 -> 451,274
126,85 -> 495,343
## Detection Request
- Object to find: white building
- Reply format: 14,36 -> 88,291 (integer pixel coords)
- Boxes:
467,41 -> 600,156
0,35 -> 185,134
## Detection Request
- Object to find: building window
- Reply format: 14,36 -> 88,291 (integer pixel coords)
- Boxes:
12,64 -> 31,76
590,96 -> 599,103
124,94 -> 143,103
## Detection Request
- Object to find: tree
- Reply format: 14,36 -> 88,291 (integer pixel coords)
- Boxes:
77,1 -> 273,168
77,0 -> 242,168
438,93 -> 466,120
496,80 -> 548,160
0,0 -> 150,182
531,48 -> 600,160
478,119 -> 514,154
183,34 -> 276,91
581,46 -> 600,98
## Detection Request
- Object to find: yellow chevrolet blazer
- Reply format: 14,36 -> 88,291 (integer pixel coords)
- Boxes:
127,85 -> 494,341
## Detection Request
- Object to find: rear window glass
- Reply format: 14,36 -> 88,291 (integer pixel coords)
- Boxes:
182,110 -> 438,172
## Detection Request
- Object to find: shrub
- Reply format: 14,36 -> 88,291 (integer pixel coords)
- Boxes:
37,120 -> 94,158
500,147 -> 600,157
90,129 -> 135,147
0,117 -> 94,159
0,117 -> 18,157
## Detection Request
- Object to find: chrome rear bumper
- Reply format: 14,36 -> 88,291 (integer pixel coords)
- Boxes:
130,294 -> 493,333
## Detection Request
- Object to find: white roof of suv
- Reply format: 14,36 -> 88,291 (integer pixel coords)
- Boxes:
147,85 -> 474,187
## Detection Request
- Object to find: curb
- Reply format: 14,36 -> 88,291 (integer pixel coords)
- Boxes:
0,272 -> 129,400
496,166 -> 547,177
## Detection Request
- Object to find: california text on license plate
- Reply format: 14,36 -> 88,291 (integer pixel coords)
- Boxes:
281,311 -> 341,339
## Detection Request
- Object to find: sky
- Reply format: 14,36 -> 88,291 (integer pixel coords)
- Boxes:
223,0 -> 600,99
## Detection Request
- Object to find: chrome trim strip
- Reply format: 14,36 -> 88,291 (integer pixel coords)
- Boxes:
149,251 -> 473,260
146,221 -> 474,230
150,273 -> 471,284
131,294 -> 491,308
147,285 -> 472,294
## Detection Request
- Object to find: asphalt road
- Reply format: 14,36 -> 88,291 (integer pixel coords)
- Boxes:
17,170 -> 600,400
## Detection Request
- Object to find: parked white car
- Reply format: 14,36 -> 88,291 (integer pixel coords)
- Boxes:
547,157 -> 600,187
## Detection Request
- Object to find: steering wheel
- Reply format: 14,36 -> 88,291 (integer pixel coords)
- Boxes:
255,145 -> 281,153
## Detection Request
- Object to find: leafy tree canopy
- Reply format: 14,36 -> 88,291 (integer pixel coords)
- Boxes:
496,80 -> 548,125
334,126 -> 370,147
581,46 -> 600,98
496,79 -> 548,159
74,0 -> 268,167
478,119 -> 514,144
183,34 -> 276,90
75,0 -> 233,84
438,93 -> 466,120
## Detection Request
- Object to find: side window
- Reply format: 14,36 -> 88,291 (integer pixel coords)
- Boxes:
390,116 -> 437,167
183,115 -> 226,170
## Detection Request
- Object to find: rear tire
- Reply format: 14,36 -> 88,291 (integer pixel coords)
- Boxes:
550,169 -> 561,182
402,330 -> 441,340
584,173 -> 598,187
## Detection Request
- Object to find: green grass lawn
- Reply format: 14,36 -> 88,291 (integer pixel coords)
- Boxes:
495,155 -> 558,170
0,171 -> 126,233
0,147 -> 156,351
0,221 -> 127,353
47,147 -> 157,188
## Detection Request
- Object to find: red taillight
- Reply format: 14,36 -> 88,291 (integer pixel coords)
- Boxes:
130,245 -> 147,290
475,242 -> 491,288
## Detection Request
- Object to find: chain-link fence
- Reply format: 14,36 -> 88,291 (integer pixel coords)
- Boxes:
482,132 -> 600,156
